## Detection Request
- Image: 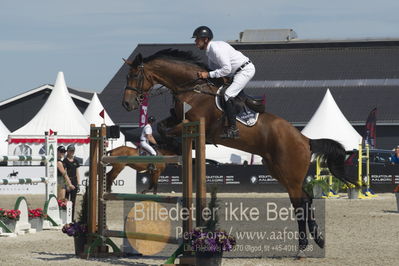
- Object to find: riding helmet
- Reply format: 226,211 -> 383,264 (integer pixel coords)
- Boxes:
148,116 -> 156,123
192,26 -> 213,40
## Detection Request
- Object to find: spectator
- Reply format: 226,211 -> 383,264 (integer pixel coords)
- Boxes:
63,144 -> 80,221
390,145 -> 399,165
140,116 -> 157,156
57,146 -> 74,200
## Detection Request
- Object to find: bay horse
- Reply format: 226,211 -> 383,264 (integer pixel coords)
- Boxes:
106,145 -> 176,194
121,49 -> 356,255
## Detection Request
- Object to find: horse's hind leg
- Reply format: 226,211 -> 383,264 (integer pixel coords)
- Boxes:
306,199 -> 325,248
289,191 -> 310,253
265,159 -> 312,255
141,170 -> 160,195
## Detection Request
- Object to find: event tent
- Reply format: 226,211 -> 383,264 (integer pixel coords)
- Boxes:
9,72 -> 90,163
0,120 -> 10,154
84,93 -> 126,148
301,89 -> 362,151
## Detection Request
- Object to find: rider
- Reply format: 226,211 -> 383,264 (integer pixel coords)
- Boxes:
140,115 -> 157,156
193,26 -> 256,139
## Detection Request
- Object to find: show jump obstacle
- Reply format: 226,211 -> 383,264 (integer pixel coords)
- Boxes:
0,132 -> 62,236
84,118 -> 206,263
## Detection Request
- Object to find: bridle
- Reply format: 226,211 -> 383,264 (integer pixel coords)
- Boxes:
125,63 -> 147,104
125,62 -> 218,105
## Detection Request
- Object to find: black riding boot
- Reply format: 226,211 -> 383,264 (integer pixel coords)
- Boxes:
220,99 -> 239,139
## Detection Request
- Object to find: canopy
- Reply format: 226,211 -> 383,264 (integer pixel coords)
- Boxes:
302,89 -> 362,151
10,72 -> 89,139
0,120 -> 10,153
84,93 -> 126,148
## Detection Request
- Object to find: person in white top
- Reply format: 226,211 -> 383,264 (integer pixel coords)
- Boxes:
193,26 -> 255,139
140,116 -> 157,156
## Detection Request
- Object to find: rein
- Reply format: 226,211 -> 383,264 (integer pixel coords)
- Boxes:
126,63 -> 218,101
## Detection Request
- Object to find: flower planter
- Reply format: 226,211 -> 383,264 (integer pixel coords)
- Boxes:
60,209 -> 67,225
347,188 -> 359,199
74,235 -> 87,256
0,218 -> 16,233
196,251 -> 223,266
312,184 -> 323,199
29,217 -> 43,232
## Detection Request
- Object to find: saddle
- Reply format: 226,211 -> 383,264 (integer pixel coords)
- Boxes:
215,85 -> 265,127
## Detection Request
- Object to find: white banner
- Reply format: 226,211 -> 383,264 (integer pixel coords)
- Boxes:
0,166 -> 46,194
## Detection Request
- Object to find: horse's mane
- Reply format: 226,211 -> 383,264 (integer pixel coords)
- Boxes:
143,49 -> 208,69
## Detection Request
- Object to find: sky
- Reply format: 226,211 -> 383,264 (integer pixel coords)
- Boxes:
1,0 -> 399,102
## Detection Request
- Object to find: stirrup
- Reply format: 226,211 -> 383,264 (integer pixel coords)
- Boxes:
147,163 -> 156,172
220,127 -> 239,139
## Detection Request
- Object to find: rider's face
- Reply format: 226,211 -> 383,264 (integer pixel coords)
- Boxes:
195,37 -> 208,50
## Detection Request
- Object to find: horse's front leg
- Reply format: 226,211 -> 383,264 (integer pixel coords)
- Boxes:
165,122 -> 183,137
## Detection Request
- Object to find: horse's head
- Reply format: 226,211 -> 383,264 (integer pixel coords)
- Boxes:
122,53 -> 154,111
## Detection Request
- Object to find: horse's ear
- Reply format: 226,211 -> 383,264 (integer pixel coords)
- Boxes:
122,58 -> 133,66
136,53 -> 143,63
132,53 -> 143,66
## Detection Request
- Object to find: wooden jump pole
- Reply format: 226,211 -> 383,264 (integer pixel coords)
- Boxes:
84,119 -> 206,260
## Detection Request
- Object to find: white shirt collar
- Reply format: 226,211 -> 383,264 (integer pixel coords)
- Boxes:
206,40 -> 212,53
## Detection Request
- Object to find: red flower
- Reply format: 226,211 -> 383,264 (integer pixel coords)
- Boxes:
1,209 -> 21,220
28,208 -> 44,218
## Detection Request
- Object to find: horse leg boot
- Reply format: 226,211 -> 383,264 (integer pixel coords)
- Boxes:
220,99 -> 239,139
306,199 -> 325,248
295,198 -> 309,256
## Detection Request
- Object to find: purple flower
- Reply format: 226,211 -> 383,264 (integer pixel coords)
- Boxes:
190,227 -> 236,253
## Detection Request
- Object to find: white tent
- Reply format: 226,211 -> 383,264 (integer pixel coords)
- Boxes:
301,89 -> 362,151
84,93 -> 126,148
0,120 -> 10,154
9,72 -> 90,164
11,72 -> 89,136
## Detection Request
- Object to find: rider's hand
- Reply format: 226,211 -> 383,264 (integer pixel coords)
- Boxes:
197,71 -> 209,79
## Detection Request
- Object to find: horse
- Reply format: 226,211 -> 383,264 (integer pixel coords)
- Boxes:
106,145 -> 177,194
121,49 -> 357,255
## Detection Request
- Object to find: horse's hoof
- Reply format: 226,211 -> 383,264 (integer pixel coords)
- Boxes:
315,237 -> 325,248
141,190 -> 148,194
295,249 -> 306,260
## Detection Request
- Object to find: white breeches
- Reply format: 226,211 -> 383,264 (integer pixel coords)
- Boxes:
224,63 -> 255,101
140,141 -> 156,156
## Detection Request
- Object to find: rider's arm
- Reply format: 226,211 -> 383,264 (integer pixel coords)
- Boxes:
146,134 -> 157,145
208,43 -> 232,78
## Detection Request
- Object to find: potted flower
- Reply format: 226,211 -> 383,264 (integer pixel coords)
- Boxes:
58,199 -> 68,210
0,208 -> 21,232
28,208 -> 46,231
190,186 -> 236,266
58,198 -> 70,224
190,227 -> 236,266
303,176 -> 330,198
61,187 -> 88,256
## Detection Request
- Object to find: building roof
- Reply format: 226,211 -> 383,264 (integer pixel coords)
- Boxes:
100,40 -> 399,126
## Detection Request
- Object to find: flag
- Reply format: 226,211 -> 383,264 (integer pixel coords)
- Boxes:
139,93 -> 149,127
49,129 -> 54,135
99,109 -> 105,119
363,107 -> 377,148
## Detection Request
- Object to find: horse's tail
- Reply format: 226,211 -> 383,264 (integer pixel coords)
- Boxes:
310,139 -> 357,185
